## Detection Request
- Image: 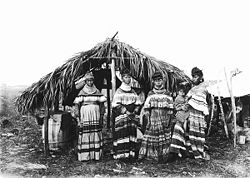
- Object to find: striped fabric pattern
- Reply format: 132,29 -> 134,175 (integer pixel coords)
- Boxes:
144,93 -> 174,110
112,87 -> 142,160
113,113 -> 139,159
169,107 -> 206,159
186,108 -> 206,159
112,88 -> 140,107
170,122 -> 186,152
76,95 -> 104,161
187,83 -> 209,115
139,90 -> 173,160
74,95 -> 106,105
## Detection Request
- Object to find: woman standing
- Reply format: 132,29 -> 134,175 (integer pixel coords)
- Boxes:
139,71 -> 174,162
112,68 -> 143,160
74,72 -> 106,161
168,67 -> 210,161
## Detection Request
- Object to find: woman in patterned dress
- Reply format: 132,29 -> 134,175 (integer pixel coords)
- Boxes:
168,67 -> 210,161
112,68 -> 143,161
139,71 -> 174,162
74,72 -> 106,161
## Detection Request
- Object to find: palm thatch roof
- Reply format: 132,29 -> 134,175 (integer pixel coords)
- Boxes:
16,37 -> 191,114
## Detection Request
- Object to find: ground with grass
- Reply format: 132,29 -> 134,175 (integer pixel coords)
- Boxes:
1,115 -> 250,178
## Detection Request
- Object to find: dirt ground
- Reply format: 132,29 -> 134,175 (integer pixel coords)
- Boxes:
1,115 -> 250,178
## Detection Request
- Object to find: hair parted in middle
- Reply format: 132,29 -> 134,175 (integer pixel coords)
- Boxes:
152,71 -> 163,80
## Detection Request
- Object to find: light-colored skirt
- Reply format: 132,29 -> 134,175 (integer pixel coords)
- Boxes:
78,104 -> 103,161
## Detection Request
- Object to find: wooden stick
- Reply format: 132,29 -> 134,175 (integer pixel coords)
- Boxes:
224,68 -> 237,147
111,58 -> 116,97
44,106 -> 50,156
106,63 -> 111,129
111,31 -> 119,41
217,91 -> 229,138
207,95 -> 215,136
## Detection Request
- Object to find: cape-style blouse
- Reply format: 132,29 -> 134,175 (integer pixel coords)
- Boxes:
186,83 -> 209,115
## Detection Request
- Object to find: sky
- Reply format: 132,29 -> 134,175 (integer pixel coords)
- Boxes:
0,0 -> 250,86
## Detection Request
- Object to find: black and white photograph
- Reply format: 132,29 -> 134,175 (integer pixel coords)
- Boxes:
1,0 -> 250,177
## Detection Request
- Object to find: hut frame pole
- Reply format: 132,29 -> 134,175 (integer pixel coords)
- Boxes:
44,105 -> 50,156
106,62 -> 111,129
217,91 -> 229,138
224,69 -> 237,147
111,58 -> 116,95
207,95 -> 215,136
110,57 -> 116,141
110,32 -> 117,94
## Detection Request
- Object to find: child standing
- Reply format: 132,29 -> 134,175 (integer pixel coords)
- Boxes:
174,84 -> 190,130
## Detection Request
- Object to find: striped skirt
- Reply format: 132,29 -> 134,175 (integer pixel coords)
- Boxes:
113,114 -> 139,159
78,104 -> 103,161
139,109 -> 172,160
169,107 -> 207,159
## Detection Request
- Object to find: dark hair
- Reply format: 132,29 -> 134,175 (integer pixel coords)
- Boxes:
120,68 -> 131,76
177,83 -> 187,94
152,71 -> 163,80
177,84 -> 186,91
191,67 -> 203,78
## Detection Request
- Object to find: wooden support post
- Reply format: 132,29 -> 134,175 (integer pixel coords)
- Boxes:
217,92 -> 229,138
106,63 -> 111,129
230,87 -> 237,147
111,58 -> 116,96
44,106 -> 50,156
224,69 -> 237,147
207,95 -> 215,136
110,58 -> 116,140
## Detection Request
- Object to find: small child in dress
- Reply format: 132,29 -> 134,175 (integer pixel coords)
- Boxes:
174,84 -> 190,130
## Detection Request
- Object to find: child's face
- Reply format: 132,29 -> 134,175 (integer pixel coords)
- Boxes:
178,89 -> 185,96
153,78 -> 163,88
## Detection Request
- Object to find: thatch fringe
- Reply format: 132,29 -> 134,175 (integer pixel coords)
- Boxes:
16,38 -> 190,114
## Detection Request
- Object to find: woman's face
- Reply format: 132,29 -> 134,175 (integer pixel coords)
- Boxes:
192,75 -> 200,85
122,74 -> 131,84
86,79 -> 94,87
153,78 -> 163,88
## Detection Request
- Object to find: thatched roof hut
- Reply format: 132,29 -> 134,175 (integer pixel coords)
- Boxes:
16,37 -> 190,114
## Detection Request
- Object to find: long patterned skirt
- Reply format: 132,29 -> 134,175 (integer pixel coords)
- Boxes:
139,108 -> 172,160
78,104 -> 103,161
113,113 -> 139,159
169,107 -> 207,159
